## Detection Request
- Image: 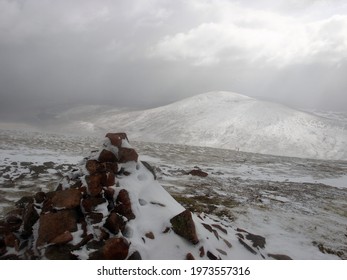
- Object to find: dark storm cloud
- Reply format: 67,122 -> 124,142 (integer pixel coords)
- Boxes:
0,0 -> 346,123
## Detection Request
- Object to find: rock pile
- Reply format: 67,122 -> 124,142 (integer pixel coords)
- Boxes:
0,132 -> 289,260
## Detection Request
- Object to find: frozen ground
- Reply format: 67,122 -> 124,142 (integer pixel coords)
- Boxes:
0,129 -> 347,259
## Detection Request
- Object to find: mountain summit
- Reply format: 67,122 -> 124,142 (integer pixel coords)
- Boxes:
92,91 -> 346,160
1,132 -> 289,260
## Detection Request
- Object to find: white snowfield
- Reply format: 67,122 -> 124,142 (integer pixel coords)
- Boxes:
92,91 -> 347,161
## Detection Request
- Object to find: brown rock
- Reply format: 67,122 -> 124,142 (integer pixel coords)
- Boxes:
128,251 -> 142,260
4,232 -> 19,250
186,253 -> 195,260
45,244 -> 77,260
104,212 -> 125,234
86,173 -> 103,197
102,162 -> 118,173
216,248 -> 227,256
99,228 -> 110,241
42,198 -> 53,213
222,238 -> 232,248
15,196 -> 34,208
51,188 -> 82,209
212,224 -> 228,234
86,160 -> 102,174
106,172 -> 116,186
86,212 -> 104,224
34,192 -> 46,204
22,203 -> 39,234
238,238 -> 257,255
36,210 -> 78,247
5,213 -> 23,232
246,233 -> 266,249
268,253 -> 293,260
118,147 -> 138,163
170,210 -> 199,245
115,189 -> 135,220
0,239 -> 6,256
236,228 -> 266,249
81,197 -> 106,213
105,133 -> 128,148
50,231 -> 73,245
72,234 -> 93,250
5,208 -> 24,220
199,246 -> 205,257
145,232 -> 155,239
189,169 -> 208,177
207,251 -> 218,260
98,149 -> 117,163
202,223 -> 219,239
102,237 -> 129,260
104,187 -> 115,201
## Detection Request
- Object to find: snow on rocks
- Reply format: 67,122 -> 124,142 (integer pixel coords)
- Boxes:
0,132 -> 290,259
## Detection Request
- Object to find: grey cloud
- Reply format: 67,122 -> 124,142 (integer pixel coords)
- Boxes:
0,0 -> 346,126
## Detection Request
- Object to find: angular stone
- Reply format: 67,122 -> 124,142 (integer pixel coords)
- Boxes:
22,203 -> 39,234
118,147 -> 138,163
105,133 -> 128,148
246,233 -> 266,249
104,187 -> 115,201
189,169 -> 208,177
0,211 -> 25,234
45,244 -> 78,260
145,232 -> 155,239
199,246 -> 205,257
81,197 -> 106,213
102,237 -> 129,260
238,238 -> 257,255
102,162 -> 118,173
106,172 -> 116,186
104,212 -> 125,234
37,210 -> 78,247
222,238 -> 232,248
15,196 -> 34,208
72,234 -> 93,250
236,228 -> 266,249
170,210 -> 199,245
212,224 -> 228,234
99,228 -> 110,241
4,232 -> 19,250
186,253 -> 195,260
115,189 -> 135,220
50,231 -> 73,245
216,248 -> 227,256
98,149 -> 117,163
207,251 -> 218,260
86,160 -> 102,174
127,251 -> 142,260
34,192 -> 46,204
0,239 -> 6,256
51,188 -> 82,209
41,198 -> 53,213
86,173 -> 104,197
268,253 -> 293,260
85,212 -> 104,224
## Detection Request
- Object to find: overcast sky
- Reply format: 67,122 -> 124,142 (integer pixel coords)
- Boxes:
1,0 -> 347,122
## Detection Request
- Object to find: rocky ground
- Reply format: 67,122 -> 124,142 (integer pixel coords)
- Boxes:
1,129 -> 347,259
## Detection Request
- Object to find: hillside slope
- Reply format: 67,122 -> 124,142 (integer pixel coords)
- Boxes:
92,91 -> 347,160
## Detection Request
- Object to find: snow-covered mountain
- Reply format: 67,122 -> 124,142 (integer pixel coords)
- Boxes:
91,91 -> 347,160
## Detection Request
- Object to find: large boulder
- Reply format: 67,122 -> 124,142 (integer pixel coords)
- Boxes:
170,210 -> 199,245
